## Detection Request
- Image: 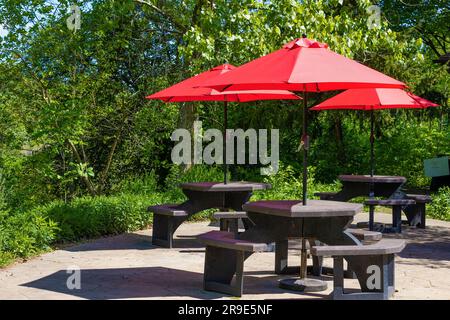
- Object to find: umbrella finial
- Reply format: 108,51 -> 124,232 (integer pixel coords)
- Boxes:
302,34 -> 307,38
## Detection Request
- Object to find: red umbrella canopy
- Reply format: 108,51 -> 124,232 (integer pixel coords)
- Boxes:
310,88 -> 439,111
202,38 -> 406,92
146,64 -> 300,102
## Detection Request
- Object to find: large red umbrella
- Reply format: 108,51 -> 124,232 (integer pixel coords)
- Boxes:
201,37 -> 408,291
146,64 -> 300,183
311,88 -> 439,195
202,36 -> 406,205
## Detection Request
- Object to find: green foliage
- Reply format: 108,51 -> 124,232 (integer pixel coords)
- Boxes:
0,0 -> 449,268
110,171 -> 159,196
252,163 -> 341,201
311,114 -> 450,187
35,193 -> 162,242
0,209 -> 58,267
428,187 -> 450,221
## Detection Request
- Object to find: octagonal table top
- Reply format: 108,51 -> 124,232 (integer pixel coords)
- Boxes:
242,200 -> 363,218
338,175 -> 407,184
179,181 -> 272,192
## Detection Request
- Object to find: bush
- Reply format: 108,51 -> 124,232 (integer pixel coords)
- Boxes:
36,193 -> 164,242
0,209 -> 58,267
251,162 -> 341,201
164,164 -> 225,202
428,187 -> 450,221
110,171 -> 159,196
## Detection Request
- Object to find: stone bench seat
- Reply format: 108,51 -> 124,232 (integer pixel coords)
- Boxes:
198,231 -> 267,297
311,238 -> 405,257
213,211 -> 248,219
148,204 -> 188,248
346,228 -> 382,243
148,204 -> 188,216
364,199 -> 416,233
364,199 -> 416,206
405,194 -> 432,203
314,191 -> 338,200
311,239 -> 406,300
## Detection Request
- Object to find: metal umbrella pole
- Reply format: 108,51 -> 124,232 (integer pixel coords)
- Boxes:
278,89 -> 327,293
223,101 -> 228,184
369,109 -> 375,198
302,90 -> 308,205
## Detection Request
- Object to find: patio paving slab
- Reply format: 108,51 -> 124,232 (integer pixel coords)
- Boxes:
0,212 -> 449,300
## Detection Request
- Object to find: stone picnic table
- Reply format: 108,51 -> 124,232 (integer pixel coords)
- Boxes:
149,181 -> 271,247
316,175 -> 407,201
208,199 -> 379,292
315,174 -> 430,231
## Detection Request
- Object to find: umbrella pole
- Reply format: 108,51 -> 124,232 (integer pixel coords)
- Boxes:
370,109 -> 375,198
223,101 -> 228,184
302,91 -> 308,205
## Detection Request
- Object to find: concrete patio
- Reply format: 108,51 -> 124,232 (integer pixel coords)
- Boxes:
0,212 -> 449,300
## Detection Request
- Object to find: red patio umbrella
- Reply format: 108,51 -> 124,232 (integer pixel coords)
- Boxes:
201,37 -> 408,292
202,36 -> 407,205
146,64 -> 300,183
311,88 -> 439,195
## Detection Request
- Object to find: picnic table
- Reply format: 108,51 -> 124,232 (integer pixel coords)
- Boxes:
199,199 -> 405,298
315,174 -> 430,231
317,175 -> 407,201
220,200 -> 378,292
148,181 -> 271,247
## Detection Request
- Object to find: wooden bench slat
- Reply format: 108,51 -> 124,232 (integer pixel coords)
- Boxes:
198,231 -> 267,252
311,239 -> 405,257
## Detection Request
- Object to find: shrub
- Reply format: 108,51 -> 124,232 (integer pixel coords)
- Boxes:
110,171 -> 159,196
251,162 -> 341,201
163,164 -> 225,202
428,187 -> 450,221
36,193 -> 164,242
0,209 -> 58,267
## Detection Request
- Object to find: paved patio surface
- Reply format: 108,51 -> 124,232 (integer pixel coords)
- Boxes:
0,212 -> 449,300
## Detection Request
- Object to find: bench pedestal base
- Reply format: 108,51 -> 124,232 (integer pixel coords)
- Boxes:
332,254 -> 395,300
203,246 -> 247,297
152,214 -> 186,248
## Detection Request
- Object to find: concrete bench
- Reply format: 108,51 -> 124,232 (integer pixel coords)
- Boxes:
148,204 -> 188,248
213,211 -> 248,233
364,199 -> 416,233
311,238 -> 406,300
403,194 -> 432,228
314,191 -> 338,200
198,231 -> 268,297
346,228 -> 382,243
307,230 -> 381,278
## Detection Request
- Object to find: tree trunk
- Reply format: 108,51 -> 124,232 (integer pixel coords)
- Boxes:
67,140 -> 97,196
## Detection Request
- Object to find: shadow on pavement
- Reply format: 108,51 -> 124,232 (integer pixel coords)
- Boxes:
64,233 -> 205,252
20,266 -> 329,300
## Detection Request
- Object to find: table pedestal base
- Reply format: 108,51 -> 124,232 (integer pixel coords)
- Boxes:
278,278 -> 327,292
